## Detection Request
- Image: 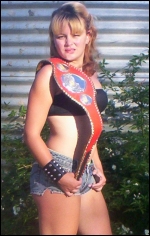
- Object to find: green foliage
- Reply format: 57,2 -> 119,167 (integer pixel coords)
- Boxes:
1,105 -> 51,235
1,106 -> 39,235
1,49 -> 149,235
98,49 -> 149,235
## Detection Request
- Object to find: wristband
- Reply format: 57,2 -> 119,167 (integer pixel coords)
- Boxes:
43,159 -> 67,182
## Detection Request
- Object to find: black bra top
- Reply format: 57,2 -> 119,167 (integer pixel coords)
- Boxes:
48,89 -> 108,116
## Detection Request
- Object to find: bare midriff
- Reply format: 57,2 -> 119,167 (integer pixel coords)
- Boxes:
46,114 -> 92,162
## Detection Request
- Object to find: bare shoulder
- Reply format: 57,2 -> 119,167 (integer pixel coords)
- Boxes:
25,64 -> 54,135
33,64 -> 53,87
90,72 -> 102,89
30,64 -> 55,96
27,63 -> 55,108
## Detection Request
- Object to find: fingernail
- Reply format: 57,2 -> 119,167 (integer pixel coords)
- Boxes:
89,183 -> 93,188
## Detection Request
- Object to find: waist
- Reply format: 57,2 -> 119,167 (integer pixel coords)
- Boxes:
33,148 -> 93,170
48,148 -> 93,165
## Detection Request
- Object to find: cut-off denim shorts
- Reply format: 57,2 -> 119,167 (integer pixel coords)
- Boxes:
30,149 -> 96,196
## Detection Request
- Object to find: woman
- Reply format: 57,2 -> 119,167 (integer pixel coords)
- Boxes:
24,1 -> 112,235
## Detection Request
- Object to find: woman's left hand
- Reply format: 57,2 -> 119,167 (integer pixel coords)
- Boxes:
89,168 -> 106,192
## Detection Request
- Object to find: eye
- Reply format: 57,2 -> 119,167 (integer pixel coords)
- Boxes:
74,34 -> 80,37
55,35 -> 65,39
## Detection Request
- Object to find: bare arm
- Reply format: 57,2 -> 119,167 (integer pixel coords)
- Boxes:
24,64 -> 54,167
89,73 -> 106,190
24,64 -> 82,196
90,144 -> 106,191
92,144 -> 105,173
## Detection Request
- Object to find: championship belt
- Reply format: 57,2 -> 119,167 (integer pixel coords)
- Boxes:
36,58 -> 103,180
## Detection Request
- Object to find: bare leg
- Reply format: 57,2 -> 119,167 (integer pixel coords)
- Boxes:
32,189 -> 81,235
78,189 -> 112,235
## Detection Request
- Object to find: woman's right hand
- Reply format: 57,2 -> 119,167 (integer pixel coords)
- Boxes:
57,172 -> 82,197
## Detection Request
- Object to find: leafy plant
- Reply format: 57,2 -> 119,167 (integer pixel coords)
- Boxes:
1,106 -> 39,235
98,49 -> 149,235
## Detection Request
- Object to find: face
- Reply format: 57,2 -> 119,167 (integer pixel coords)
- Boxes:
53,22 -> 90,68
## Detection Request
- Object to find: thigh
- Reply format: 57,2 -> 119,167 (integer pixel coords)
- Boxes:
33,190 -> 81,235
78,189 -> 112,235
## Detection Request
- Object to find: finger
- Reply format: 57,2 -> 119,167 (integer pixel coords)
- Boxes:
75,185 -> 81,191
92,169 -> 97,175
71,187 -> 80,193
98,186 -> 103,190
88,183 -> 94,188
97,186 -> 103,191
92,187 -> 102,192
65,192 -> 74,197
100,181 -> 106,186
71,190 -> 77,194
94,185 -> 105,191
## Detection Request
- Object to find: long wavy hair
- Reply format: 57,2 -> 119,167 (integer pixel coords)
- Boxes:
49,1 -> 99,76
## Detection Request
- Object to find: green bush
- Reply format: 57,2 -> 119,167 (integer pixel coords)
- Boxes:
1,106 -> 38,235
1,49 -> 149,235
98,49 -> 149,235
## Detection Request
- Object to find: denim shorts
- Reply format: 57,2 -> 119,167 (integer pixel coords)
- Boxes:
30,149 -> 96,196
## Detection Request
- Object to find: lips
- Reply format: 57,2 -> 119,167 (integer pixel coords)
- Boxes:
65,49 -> 75,53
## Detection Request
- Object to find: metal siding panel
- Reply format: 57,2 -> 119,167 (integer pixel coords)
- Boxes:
1,1 -> 149,129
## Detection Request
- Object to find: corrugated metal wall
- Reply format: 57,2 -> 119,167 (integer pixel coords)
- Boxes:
1,1 -> 149,129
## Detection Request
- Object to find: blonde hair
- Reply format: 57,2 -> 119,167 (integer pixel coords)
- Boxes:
49,1 -> 99,76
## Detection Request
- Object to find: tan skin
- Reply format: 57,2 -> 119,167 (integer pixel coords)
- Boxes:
24,21 -> 112,235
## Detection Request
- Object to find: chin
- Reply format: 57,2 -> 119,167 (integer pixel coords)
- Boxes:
59,53 -> 77,61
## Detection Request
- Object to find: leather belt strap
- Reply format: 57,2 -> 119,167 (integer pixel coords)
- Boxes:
36,58 -> 103,180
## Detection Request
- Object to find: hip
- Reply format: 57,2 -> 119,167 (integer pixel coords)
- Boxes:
30,148 -> 95,196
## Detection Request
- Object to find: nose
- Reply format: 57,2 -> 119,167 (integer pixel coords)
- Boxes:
65,35 -> 73,46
